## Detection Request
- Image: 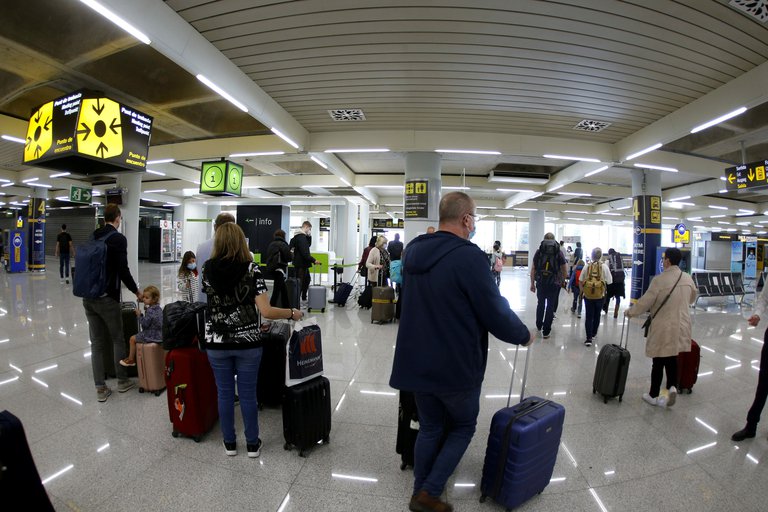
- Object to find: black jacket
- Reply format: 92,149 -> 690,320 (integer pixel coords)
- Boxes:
290,232 -> 316,268
387,240 -> 404,260
265,236 -> 292,272
92,224 -> 138,302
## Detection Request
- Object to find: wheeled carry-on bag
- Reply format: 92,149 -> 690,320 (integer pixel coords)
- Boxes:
165,347 -> 218,442
137,342 -> 167,396
592,316 -> 631,403
307,271 -> 326,312
677,339 -> 700,393
371,274 -> 395,323
286,276 -> 300,310
282,376 -> 332,457
331,281 -> 354,307
480,345 -> 565,510
396,390 -> 419,470
257,321 -> 292,408
120,301 -> 139,378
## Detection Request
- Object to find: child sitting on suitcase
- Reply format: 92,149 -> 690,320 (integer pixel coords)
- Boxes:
120,285 -> 163,367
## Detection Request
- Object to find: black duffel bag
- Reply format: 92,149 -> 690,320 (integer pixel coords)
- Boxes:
162,301 -> 207,350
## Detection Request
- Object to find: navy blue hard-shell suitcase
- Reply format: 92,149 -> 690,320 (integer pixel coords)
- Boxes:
480,346 -> 565,510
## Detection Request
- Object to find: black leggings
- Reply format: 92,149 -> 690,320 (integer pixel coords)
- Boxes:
650,356 -> 678,398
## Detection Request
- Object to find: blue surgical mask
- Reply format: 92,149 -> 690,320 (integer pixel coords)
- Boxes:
187,263 -> 197,270
468,228 -> 476,240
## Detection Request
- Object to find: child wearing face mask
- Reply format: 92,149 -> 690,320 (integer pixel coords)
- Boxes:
177,250 -> 200,303
120,285 -> 163,367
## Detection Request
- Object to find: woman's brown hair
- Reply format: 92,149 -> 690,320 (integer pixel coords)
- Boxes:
211,223 -> 252,263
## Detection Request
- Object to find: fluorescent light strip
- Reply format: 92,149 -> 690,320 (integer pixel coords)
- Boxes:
277,494 -> 290,512
49,172 -> 70,178
1,134 -> 25,144
324,148 -> 389,153
144,189 -> 166,193
147,158 -> 174,165
145,169 -> 166,176
695,417 -> 718,434
9,363 -> 22,373
686,441 -> 717,454
0,179 -> 9,183
0,338 -> 9,343
725,364 -> 741,371
434,149 -> 501,155
0,376 -> 19,386
22,177 -> 39,183
485,394 -> 520,399
746,454 -> 759,464
31,376 -> 48,388
443,186 -> 470,190
496,188 -> 530,192
549,477 -> 567,482
633,163 -> 678,173
725,355 -> 741,363
310,156 -> 328,169
230,151 -> 285,158
1,182 -> 14,187
585,165 -> 610,177
340,178 -> 351,186
29,182 -> 52,188
708,205 -> 728,210
604,470 -> 616,476
557,192 -> 592,197
270,127 -> 299,149
669,195 -> 691,201
359,390 -> 396,396
543,154 -> 600,162
589,488 -> 609,512
42,464 -> 74,485
35,364 -> 58,373
549,184 -> 564,192
79,0 -> 150,43
691,107 -> 747,133
60,392 -> 83,405
331,473 -> 378,483
625,143 -> 662,161
335,393 -> 346,412
97,443 -> 110,453
196,74 -> 247,112
83,351 -> 92,358
454,482 -> 476,487
560,443 -> 578,467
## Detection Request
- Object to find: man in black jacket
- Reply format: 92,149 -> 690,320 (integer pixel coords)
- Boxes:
290,221 -> 316,303
82,204 -> 143,402
265,229 -> 292,307
387,233 -> 404,261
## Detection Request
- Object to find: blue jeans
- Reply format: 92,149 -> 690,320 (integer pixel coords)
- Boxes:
584,298 -> 604,340
59,253 -> 70,278
535,283 -> 560,334
413,387 -> 481,497
207,348 -> 263,445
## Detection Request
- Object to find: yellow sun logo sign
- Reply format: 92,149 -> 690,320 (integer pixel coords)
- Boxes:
76,98 -> 123,159
24,101 -> 53,161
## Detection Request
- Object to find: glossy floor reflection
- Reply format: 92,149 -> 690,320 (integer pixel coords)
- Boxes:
1,260 -> 767,511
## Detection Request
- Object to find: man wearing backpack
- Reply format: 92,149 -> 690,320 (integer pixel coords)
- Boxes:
579,247 -> 613,347
81,204 -> 142,402
290,221 -> 316,304
529,233 -> 568,338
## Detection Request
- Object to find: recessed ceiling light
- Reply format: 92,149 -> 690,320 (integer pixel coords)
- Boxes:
633,163 -> 677,173
691,106 -> 747,133
543,154 -> 600,163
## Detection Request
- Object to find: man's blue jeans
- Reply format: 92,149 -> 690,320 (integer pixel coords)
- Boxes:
413,387 -> 481,497
207,348 -> 263,445
59,253 -> 70,278
535,282 -> 560,334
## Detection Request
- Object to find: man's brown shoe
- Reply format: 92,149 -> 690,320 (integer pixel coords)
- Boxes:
409,490 -> 454,512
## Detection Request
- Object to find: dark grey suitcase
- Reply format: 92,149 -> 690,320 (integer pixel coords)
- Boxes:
286,277 -> 300,309
282,376 -> 331,457
592,317 -> 631,403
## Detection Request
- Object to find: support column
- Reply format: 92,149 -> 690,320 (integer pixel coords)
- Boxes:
358,201 -> 370,258
117,173 -> 141,282
27,187 -> 47,271
528,209 -> 545,257
404,152 -> 441,244
630,168 -> 662,303
330,200 -> 359,282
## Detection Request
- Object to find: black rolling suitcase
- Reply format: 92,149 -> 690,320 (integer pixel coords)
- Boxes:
396,391 -> 419,470
282,376 -> 332,457
331,281 -> 354,307
257,322 -> 292,408
0,411 -> 55,511
120,301 -> 139,377
592,316 -> 631,403
286,277 -> 300,309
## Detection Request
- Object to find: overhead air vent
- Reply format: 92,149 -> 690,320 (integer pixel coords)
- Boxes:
488,170 -> 549,185
573,119 -> 611,132
328,109 -> 366,121
729,0 -> 768,22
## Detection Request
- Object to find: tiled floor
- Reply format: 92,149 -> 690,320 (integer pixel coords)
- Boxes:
1,259 -> 767,511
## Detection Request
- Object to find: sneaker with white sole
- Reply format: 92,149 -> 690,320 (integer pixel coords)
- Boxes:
666,386 -> 677,407
97,386 -> 112,402
657,395 -> 668,407
642,393 -> 658,406
117,379 -> 136,393
247,439 -> 262,458
224,441 -> 237,456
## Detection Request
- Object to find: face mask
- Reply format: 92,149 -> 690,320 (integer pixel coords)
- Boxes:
187,263 -> 196,270
468,228 -> 476,240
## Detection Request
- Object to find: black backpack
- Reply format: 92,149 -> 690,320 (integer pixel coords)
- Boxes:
162,301 -> 207,350
535,240 -> 560,284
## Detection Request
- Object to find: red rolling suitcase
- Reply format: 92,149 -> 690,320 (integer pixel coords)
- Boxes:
165,347 -> 218,442
480,346 -> 565,510
677,339 -> 700,393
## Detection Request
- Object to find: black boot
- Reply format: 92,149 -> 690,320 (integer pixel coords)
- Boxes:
731,425 -> 757,441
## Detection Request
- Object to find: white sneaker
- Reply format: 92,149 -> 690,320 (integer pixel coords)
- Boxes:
666,386 -> 677,407
642,393 -> 658,406
657,395 -> 668,407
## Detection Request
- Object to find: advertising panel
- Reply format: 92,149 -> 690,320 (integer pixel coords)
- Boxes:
630,195 -> 661,303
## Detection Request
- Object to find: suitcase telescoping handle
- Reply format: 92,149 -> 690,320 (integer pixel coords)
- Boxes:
619,315 -> 630,349
506,343 -> 531,408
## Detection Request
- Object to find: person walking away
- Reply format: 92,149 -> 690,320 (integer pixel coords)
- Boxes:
81,204 -> 141,402
202,223 -> 304,457
366,235 -> 389,287
733,280 -> 768,441
573,242 -> 583,271
491,240 -> 505,287
568,259 -> 586,317
196,213 -> 235,302
390,192 -> 533,512
387,233 -> 404,261
264,229 -> 292,308
530,233 -> 567,339
603,248 -> 625,318
290,221 -> 316,305
579,248 -> 612,346
55,224 -> 74,284
625,248 -> 696,407
120,285 -> 163,366
177,251 -> 199,303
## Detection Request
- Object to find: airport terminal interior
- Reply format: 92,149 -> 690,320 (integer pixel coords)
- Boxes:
3,1 -> 768,510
